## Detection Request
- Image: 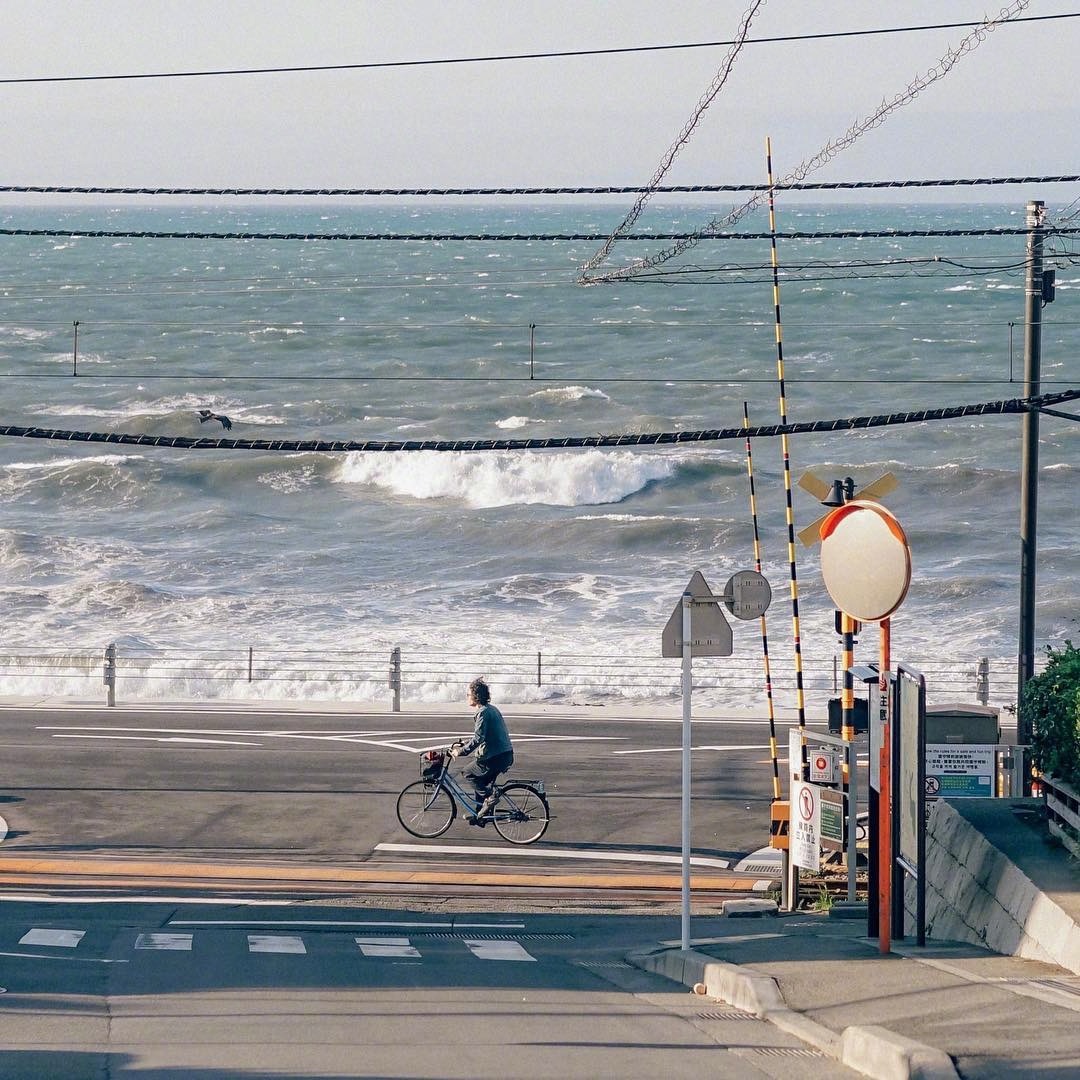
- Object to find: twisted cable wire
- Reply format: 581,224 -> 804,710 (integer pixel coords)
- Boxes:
581,0 -> 1032,284
0,390 -> 1073,453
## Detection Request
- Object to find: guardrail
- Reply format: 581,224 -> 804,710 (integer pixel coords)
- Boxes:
1043,774 -> 1080,858
0,644 -> 1037,713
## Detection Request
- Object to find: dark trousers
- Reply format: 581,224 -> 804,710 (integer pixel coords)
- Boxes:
465,751 -> 513,800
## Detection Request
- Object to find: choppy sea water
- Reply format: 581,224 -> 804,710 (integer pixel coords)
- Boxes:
0,199 -> 1075,707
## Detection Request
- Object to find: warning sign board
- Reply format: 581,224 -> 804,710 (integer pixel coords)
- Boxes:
790,780 -> 821,872
810,748 -> 840,784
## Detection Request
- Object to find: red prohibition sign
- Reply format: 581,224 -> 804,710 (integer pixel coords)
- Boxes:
815,755 -> 828,771
799,786 -> 815,821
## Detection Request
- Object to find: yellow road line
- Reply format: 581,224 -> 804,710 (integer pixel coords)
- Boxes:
0,855 -> 765,892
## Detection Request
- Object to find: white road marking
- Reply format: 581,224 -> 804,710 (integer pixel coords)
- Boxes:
134,932 -> 193,951
19,928 -> 85,947
614,744 -> 773,755
171,919 -> 524,929
0,950 -> 127,964
464,939 -> 536,962
38,725 -> 623,753
248,934 -> 306,954
50,734 -> 261,746
374,841 -> 730,870
355,936 -> 420,958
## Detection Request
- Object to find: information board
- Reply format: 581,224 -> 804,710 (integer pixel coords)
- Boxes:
820,787 -> 845,851
925,744 -> 995,798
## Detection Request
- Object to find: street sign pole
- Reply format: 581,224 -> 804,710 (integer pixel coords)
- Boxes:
662,569 -> 766,953
681,591 -> 692,951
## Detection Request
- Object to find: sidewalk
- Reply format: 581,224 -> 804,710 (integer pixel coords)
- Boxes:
630,797 -> 1080,1080
630,909 -> 1080,1079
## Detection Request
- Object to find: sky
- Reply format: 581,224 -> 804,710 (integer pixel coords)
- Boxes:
1,1 -> 1079,203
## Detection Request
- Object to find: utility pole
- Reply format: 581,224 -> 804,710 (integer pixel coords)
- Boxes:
1017,199 -> 1045,786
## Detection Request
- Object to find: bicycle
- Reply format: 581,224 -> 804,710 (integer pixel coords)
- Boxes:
396,745 -> 550,845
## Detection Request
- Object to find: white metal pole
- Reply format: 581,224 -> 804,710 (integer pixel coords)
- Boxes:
681,591 -> 692,951
847,741 -> 857,901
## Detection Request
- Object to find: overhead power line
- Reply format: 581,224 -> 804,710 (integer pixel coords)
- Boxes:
1,12 -> 1074,84
0,390 -> 1074,454
4,227 -> 1079,242
3,175 -> 1080,196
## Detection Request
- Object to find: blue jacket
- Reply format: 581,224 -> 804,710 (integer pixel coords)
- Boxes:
461,703 -> 512,763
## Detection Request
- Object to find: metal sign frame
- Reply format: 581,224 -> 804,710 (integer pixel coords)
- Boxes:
892,663 -> 926,946
787,728 -> 858,899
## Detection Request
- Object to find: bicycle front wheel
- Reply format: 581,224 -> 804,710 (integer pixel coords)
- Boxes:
492,783 -> 550,845
396,780 -> 455,838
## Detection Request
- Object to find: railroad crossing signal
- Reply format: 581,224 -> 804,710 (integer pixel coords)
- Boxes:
796,470 -> 898,547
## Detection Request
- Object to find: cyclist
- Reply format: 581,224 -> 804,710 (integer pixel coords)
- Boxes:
449,676 -> 514,825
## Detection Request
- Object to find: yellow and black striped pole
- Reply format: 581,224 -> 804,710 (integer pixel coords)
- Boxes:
743,401 -> 780,800
765,137 -> 809,773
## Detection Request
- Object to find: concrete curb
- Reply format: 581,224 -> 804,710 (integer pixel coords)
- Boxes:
627,947 -> 959,1080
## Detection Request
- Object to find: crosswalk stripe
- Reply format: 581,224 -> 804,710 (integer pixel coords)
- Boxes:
463,938 -> 537,962
134,932 -> 193,951
355,936 -> 421,958
11,927 -> 548,963
248,934 -> 306,954
19,929 -> 85,948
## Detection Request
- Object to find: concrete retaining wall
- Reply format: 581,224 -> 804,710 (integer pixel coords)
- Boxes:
907,801 -> 1080,974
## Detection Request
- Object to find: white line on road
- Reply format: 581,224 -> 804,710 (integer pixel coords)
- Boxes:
19,928 -> 85,947
0,950 -> 127,963
374,842 -> 731,869
464,939 -> 536,962
248,934 -> 306,954
613,744 -> 773,755
134,932 -> 193,951
49,734 -> 262,746
170,919 -> 525,929
355,936 -> 421,958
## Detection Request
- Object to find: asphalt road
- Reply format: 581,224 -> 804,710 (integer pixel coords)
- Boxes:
0,704 -> 868,1077
0,702 -> 820,873
0,898 -> 862,1079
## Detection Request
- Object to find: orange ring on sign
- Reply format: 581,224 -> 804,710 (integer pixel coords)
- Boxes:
819,500 -> 911,623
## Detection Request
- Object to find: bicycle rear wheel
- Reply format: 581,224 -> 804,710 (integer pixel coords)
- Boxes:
396,780 -> 455,838
492,783 -> 549,845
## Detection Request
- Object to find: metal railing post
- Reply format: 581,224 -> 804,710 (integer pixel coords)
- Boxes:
103,643 -> 116,707
389,646 -> 401,712
537,651 -> 542,688
248,646 -> 254,683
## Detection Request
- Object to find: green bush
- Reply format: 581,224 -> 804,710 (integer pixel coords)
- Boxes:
1021,641 -> 1080,790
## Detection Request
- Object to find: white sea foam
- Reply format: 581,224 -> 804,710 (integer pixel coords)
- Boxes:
495,416 -> 543,430
528,385 -> 610,403
334,449 -> 678,508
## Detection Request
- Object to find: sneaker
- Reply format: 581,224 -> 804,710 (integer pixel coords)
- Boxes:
466,814 -> 487,827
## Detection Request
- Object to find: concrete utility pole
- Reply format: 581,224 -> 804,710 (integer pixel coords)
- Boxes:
1017,200 -> 1045,785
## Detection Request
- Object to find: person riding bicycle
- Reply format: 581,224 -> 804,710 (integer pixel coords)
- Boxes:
449,677 -> 513,825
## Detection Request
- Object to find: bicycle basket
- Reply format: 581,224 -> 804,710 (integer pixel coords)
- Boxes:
420,749 -> 445,780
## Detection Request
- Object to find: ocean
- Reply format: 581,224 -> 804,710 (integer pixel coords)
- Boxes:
0,199 -> 1075,709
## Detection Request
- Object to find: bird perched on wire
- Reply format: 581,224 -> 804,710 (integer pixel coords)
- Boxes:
197,409 -> 233,431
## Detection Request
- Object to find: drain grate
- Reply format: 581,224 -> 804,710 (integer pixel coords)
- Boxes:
738,862 -> 783,876
698,1010 -> 761,1022
751,1047 -> 825,1058
576,960 -> 633,969
416,931 -> 574,941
